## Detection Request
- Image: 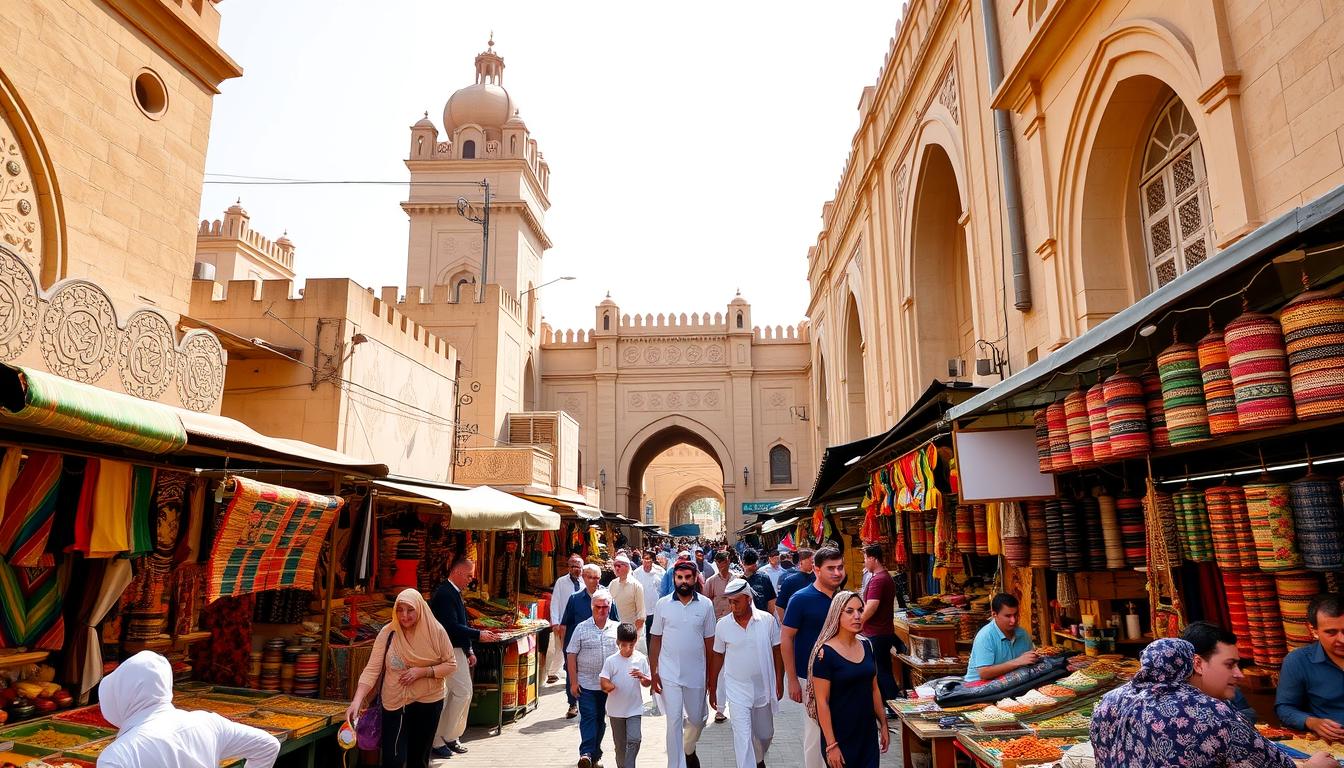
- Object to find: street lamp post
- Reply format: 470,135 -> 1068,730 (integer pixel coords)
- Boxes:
520,275 -> 576,300
456,179 -> 491,303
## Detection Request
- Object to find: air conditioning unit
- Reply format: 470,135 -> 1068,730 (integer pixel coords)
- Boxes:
192,261 -> 217,280
507,411 -> 580,493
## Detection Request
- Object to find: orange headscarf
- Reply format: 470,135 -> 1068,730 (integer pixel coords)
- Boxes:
390,588 -> 453,669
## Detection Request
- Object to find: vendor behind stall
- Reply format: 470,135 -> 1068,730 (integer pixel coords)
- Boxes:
965,593 -> 1036,683
1276,593 -> 1344,741
1181,621 -> 1255,724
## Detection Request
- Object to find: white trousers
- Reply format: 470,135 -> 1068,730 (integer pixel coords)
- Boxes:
659,682 -> 707,767
801,679 -> 824,768
714,668 -> 727,714
434,648 -> 472,745
544,632 -> 563,677
727,696 -> 774,768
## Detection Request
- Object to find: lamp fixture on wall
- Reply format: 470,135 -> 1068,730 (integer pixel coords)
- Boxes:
789,405 -> 809,422
599,468 -> 607,489
975,338 -> 1007,380
743,466 -> 750,486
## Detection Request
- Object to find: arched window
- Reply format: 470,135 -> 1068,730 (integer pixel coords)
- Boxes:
510,136 -> 518,155
453,276 -> 475,302
603,313 -> 610,330
736,311 -> 744,329
462,140 -> 476,159
769,444 -> 792,485
1139,97 -> 1212,289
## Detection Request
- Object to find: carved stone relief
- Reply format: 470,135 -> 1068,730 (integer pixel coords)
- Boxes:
0,246 -> 37,360
0,128 -> 41,271
118,309 -> 175,399
40,280 -> 117,383
939,66 -> 959,124
176,331 -> 225,412
627,389 -> 722,412
618,341 -> 726,367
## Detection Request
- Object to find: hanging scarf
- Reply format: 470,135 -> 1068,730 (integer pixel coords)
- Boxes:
0,451 -> 62,566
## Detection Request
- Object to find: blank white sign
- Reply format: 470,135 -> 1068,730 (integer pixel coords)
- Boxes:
953,428 -> 1057,501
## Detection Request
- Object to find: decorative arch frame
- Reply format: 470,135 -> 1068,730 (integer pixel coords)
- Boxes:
616,413 -> 733,497
0,68 -> 66,288
765,439 -> 797,489
1054,20 -> 1214,331
899,114 -> 970,304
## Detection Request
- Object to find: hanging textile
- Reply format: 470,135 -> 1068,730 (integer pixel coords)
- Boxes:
205,476 -> 344,603
45,457 -> 86,556
343,494 -> 375,587
0,450 -> 62,566
74,558 -> 132,696
194,594 -> 255,685
0,447 -> 20,525
180,477 -> 206,563
128,466 -> 156,556
0,558 -> 67,649
1143,478 -> 1186,639
89,460 -> 133,557
68,458 -> 99,555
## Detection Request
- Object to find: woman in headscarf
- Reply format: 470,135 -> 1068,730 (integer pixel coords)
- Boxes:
806,591 -> 889,768
96,650 -> 280,768
1091,637 -> 1335,767
346,588 -> 458,768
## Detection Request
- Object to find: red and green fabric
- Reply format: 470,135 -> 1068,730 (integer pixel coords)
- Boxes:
0,451 -> 62,567
0,558 -> 66,649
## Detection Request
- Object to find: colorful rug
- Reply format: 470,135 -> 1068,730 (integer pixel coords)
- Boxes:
0,558 -> 67,649
206,476 -> 344,603
0,451 -> 62,567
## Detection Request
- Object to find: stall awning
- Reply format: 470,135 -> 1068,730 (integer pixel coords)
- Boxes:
948,184 -> 1344,423
178,410 -> 389,475
803,432 -> 885,506
754,496 -> 807,516
515,492 -> 602,520
762,513 -> 806,534
0,364 -> 187,453
375,479 -> 560,531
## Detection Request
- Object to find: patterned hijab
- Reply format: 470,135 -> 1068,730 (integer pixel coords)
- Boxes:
390,588 -> 452,669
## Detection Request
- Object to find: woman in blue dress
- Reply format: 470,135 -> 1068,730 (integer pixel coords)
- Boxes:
807,591 -> 890,768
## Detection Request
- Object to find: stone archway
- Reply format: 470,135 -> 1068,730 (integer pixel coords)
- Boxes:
909,141 -> 974,388
667,483 -> 726,533
617,414 -> 731,529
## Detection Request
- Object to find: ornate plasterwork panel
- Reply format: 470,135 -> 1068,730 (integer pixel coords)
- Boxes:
619,340 -> 726,368
938,66 -> 959,124
0,127 -> 40,271
0,248 -> 225,412
627,389 -> 721,412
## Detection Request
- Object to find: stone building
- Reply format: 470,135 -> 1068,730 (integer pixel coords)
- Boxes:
807,0 -> 1344,449
0,0 -> 240,412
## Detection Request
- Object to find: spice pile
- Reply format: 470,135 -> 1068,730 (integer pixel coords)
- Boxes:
979,735 -> 1079,762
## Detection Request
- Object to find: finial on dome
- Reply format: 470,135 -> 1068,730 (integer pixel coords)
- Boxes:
488,31 -> 495,50
423,111 -> 428,118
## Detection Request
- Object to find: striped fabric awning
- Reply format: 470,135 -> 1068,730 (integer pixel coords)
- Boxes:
0,365 -> 187,454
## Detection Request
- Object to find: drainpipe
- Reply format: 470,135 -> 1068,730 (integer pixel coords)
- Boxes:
980,0 -> 1032,311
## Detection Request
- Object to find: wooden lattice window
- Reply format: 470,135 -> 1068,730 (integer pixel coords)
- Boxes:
1139,97 -> 1213,290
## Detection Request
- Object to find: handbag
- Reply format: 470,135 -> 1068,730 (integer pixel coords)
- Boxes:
354,630 -> 396,750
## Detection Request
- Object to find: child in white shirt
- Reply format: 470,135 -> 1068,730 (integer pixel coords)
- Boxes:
599,622 -> 652,768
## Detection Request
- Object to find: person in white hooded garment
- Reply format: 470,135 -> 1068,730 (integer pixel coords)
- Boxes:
96,650 -> 280,768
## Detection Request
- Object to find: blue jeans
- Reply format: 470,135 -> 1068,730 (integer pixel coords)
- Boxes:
578,687 -> 609,761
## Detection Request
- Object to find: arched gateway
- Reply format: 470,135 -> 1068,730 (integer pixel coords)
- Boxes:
538,293 -> 814,539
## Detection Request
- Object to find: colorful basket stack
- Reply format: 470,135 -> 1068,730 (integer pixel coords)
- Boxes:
1240,570 -> 1287,667
1157,342 -> 1212,445
1289,475 -> 1344,571
1096,491 -> 1126,568
1117,495 -> 1147,567
1171,485 -> 1214,562
1197,330 -> 1241,435
1081,494 -> 1107,570
1064,390 -> 1095,467
259,637 -> 285,692
1276,571 -> 1323,649
1104,373 -> 1151,458
908,510 -> 927,555
1280,289 -> 1344,421
1142,372 -> 1171,449
1087,384 -> 1112,464
1002,502 -> 1029,566
1034,408 -> 1053,474
1044,498 -> 1067,571
1047,402 -> 1073,472
1026,501 -> 1050,568
1242,480 -> 1304,571
955,505 -> 977,554
1204,485 -> 1257,570
1224,311 -> 1295,429
1222,571 -> 1255,660
972,504 -> 990,556
293,649 -> 320,697
1060,497 -> 1085,571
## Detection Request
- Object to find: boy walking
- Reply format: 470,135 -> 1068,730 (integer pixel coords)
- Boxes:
600,623 -> 652,768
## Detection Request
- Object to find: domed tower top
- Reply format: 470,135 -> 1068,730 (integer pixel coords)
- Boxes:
443,37 -> 515,134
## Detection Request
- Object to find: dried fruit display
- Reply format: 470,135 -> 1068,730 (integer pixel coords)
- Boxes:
10,726 -> 92,749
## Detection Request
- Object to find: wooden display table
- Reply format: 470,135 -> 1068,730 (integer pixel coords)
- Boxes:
895,617 -> 961,657
893,652 -> 967,691
897,712 -> 962,768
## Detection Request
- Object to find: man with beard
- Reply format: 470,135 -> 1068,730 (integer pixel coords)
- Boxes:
650,561 -> 716,768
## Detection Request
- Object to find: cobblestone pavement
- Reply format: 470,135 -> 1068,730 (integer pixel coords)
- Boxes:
432,674 -> 906,768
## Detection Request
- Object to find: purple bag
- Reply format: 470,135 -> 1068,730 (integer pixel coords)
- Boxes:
355,632 -> 394,750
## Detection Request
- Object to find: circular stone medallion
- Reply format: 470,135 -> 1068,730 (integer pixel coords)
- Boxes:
0,249 -> 38,360
40,281 -> 117,382
176,332 -> 225,412
118,310 -> 175,399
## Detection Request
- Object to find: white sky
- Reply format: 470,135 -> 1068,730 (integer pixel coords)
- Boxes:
200,2 -> 903,332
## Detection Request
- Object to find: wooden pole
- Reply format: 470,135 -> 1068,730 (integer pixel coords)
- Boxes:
317,472 -> 342,697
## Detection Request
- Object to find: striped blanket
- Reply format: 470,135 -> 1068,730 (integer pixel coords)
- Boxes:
206,476 -> 343,603
0,451 -> 62,566
0,558 -> 67,649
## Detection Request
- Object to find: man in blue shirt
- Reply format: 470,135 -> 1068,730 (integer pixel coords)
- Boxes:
1276,593 -> 1344,741
781,546 -> 845,768
775,548 -> 815,621
965,593 -> 1036,683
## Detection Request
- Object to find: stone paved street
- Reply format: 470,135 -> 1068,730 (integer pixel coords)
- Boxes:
433,674 -> 906,768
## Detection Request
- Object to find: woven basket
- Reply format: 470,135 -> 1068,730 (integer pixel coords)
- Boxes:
1060,497 -> 1085,572
1225,311 -> 1295,429
1171,485 -> 1214,562
1205,485 -> 1257,570
1034,408 -> 1052,474
1047,401 -> 1073,472
1026,500 -> 1050,568
973,504 -> 990,556
955,504 -> 976,553
1157,342 -> 1212,445
1086,384 -> 1112,464
1223,571 -> 1255,660
1065,389 -> 1095,467
1289,475 -> 1344,571
1081,494 -> 1107,570
1280,289 -> 1344,421
1142,372 -> 1171,449
1096,491 -> 1126,569
1241,570 -> 1287,666
1117,495 -> 1146,567
1045,498 -> 1067,570
1198,331 -> 1241,435
1104,373 -> 1151,458
1242,480 -> 1304,571
1276,570 -> 1323,649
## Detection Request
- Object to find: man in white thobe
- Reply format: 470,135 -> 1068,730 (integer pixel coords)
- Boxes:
709,579 -> 784,768
650,560 -> 716,768
548,555 -> 584,683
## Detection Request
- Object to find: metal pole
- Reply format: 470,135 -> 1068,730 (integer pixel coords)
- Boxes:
980,0 -> 1032,313
317,472 -> 341,697
477,179 -> 491,303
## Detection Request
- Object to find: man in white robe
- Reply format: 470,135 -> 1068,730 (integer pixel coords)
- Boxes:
709,579 -> 784,768
97,651 -> 280,768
